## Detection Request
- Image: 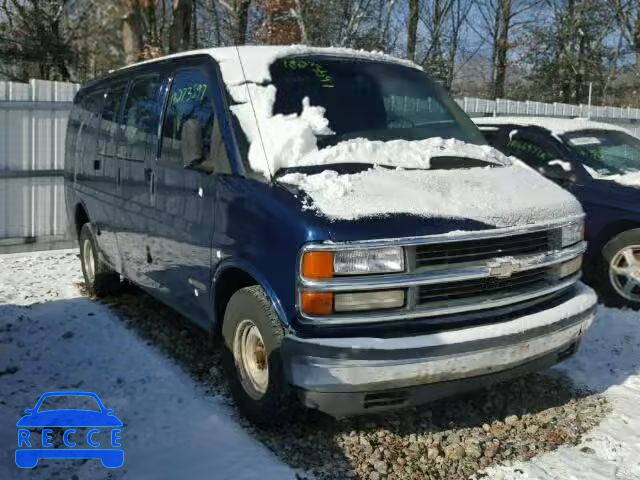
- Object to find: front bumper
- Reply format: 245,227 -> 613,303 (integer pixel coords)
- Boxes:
282,282 -> 597,418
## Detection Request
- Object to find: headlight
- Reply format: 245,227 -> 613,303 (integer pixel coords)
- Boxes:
559,256 -> 582,278
561,222 -> 584,247
301,247 -> 405,278
334,290 -> 405,312
334,247 -> 405,275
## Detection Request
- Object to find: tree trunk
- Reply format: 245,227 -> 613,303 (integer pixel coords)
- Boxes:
260,0 -> 302,45
634,7 -> 640,74
234,0 -> 251,44
407,0 -> 419,61
122,0 -> 144,64
169,0 -> 193,53
493,0 -> 512,99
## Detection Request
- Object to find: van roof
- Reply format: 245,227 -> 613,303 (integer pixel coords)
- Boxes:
473,115 -> 631,137
113,45 -> 422,89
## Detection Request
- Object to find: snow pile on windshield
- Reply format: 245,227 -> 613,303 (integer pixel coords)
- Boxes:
229,81 -> 510,175
209,47 -> 510,176
280,162 -> 582,226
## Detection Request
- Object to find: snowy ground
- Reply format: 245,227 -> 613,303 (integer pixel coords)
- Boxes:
0,250 -> 638,480
0,251 -> 294,480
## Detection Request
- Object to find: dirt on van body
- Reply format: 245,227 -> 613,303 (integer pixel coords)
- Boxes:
93,283 -> 609,480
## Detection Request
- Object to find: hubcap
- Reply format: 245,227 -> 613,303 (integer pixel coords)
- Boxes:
609,245 -> 640,302
83,238 -> 96,284
233,319 -> 269,399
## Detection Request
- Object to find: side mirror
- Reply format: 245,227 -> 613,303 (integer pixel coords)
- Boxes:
542,160 -> 577,183
181,119 -> 204,169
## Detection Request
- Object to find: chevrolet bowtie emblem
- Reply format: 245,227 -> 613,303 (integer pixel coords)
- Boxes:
489,261 -> 516,279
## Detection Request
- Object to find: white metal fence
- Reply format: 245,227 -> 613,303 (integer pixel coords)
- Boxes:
1,78 -> 639,252
0,79 -> 79,251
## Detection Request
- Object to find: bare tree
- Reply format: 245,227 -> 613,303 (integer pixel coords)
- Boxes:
407,0 -> 419,60
608,0 -> 640,73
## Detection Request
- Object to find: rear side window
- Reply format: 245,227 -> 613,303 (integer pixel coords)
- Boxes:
97,84 -> 127,167
120,75 -> 164,163
161,69 -> 215,167
76,92 -> 105,176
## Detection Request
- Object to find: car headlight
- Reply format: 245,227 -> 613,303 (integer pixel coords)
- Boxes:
561,222 -> 584,247
559,256 -> 582,278
301,247 -> 405,279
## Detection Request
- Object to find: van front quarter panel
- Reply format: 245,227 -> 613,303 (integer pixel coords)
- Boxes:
212,175 -> 330,330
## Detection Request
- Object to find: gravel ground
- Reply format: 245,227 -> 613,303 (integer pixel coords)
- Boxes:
91,282 -> 610,480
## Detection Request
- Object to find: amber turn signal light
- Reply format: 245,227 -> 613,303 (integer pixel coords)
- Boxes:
302,251 -> 334,279
301,291 -> 334,315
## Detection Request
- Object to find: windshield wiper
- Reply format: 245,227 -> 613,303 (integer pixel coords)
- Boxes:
429,156 -> 497,169
275,162 -> 379,178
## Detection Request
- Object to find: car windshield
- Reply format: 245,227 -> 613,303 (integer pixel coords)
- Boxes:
270,57 -> 486,150
563,129 -> 640,176
38,395 -> 101,412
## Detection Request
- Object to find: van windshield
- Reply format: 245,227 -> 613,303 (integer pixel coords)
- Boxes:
270,57 -> 486,149
563,129 -> 640,176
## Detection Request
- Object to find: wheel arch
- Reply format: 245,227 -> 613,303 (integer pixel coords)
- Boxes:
73,201 -> 90,240
211,260 -> 289,338
594,221 -> 640,255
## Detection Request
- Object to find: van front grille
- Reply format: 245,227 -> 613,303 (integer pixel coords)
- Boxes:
417,267 -> 550,304
415,230 -> 551,268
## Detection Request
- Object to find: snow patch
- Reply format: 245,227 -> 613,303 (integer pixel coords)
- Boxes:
280,162 -> 582,226
548,159 -> 572,172
474,116 -> 633,138
584,165 -> 640,188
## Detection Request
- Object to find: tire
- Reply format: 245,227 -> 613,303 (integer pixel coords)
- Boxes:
79,223 -> 121,297
221,285 -> 294,427
597,229 -> 640,309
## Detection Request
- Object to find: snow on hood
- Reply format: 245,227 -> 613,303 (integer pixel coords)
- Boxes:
584,165 -> 640,188
474,116 -> 632,138
279,162 -> 583,227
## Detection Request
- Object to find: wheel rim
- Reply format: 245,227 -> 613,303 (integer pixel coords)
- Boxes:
82,238 -> 96,284
233,319 -> 269,400
609,245 -> 640,302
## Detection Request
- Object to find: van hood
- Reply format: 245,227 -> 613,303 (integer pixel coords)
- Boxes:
279,163 -> 583,234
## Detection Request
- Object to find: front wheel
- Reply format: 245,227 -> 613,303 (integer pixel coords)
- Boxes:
79,223 -> 121,297
221,285 -> 294,427
600,230 -> 640,309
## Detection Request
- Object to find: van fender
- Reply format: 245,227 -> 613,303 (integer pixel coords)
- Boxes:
211,258 -> 291,331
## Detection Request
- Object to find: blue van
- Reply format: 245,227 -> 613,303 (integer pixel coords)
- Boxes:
475,116 -> 640,309
65,47 -> 596,424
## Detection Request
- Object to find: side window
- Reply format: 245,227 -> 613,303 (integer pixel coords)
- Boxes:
161,68 -> 227,172
507,134 -> 555,167
120,75 -> 163,163
97,84 -> 126,170
77,92 -> 104,176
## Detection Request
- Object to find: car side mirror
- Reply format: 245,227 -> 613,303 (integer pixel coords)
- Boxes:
541,160 -> 577,183
181,119 -> 204,169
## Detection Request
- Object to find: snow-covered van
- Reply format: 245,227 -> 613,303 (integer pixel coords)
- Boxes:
64,46 -> 596,424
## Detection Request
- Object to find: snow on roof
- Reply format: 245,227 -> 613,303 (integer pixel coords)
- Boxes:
473,116 -> 632,137
117,45 -> 422,86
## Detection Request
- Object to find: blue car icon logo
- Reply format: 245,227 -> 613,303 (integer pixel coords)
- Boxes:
15,391 -> 123,468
